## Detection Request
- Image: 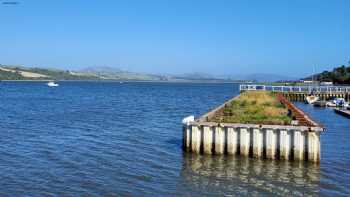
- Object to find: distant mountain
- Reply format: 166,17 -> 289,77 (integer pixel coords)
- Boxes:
0,65 -> 166,81
0,65 -> 99,80
80,66 -> 124,73
0,64 -> 294,82
173,72 -> 219,80
238,73 -> 297,82
214,73 -> 296,82
79,66 -> 165,80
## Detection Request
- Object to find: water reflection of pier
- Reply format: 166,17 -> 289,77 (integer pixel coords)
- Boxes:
177,153 -> 320,196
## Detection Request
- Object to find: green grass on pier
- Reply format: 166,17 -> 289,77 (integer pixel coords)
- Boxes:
213,91 -> 292,125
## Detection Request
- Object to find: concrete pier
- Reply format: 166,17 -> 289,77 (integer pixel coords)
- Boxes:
183,124 -> 323,162
182,91 -> 325,163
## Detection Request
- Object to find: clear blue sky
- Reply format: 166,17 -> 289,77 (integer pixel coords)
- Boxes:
1,0 -> 349,77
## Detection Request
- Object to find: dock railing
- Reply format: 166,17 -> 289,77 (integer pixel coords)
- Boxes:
240,84 -> 350,93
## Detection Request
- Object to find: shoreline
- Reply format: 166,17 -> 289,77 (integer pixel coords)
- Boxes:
0,79 -> 247,84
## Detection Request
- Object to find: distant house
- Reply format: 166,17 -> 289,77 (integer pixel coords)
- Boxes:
302,80 -> 316,84
320,81 -> 333,86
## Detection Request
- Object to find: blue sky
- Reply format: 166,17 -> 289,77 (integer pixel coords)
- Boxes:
1,0 -> 349,77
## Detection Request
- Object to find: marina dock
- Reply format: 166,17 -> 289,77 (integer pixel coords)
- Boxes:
240,84 -> 350,102
334,108 -> 350,118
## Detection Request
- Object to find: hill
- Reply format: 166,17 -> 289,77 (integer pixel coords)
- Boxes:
304,64 -> 350,84
0,65 -> 165,81
0,65 -> 99,80
79,66 -> 165,80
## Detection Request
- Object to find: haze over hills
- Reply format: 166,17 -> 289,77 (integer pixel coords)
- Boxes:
78,66 -> 166,80
224,73 -> 297,82
0,64 -> 294,82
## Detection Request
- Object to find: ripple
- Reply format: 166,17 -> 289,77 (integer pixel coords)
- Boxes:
0,82 -> 349,196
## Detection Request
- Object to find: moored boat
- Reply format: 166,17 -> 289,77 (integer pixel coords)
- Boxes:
306,95 -> 319,104
326,98 -> 348,108
47,81 -> 59,87
313,100 -> 327,107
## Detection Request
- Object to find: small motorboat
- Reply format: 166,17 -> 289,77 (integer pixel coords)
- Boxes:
327,98 -> 348,107
326,101 -> 337,107
47,81 -> 59,87
306,95 -> 319,104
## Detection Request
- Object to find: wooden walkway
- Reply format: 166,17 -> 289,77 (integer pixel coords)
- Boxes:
240,84 -> 350,93
276,93 -> 319,127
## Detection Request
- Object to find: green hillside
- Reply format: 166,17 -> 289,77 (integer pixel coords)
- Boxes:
305,64 -> 350,84
0,65 -> 161,81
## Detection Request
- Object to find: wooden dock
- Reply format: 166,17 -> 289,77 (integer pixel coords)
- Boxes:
240,84 -> 350,102
334,108 -> 350,118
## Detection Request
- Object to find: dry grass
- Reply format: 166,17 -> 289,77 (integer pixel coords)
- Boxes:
212,91 -> 291,125
0,67 -> 49,78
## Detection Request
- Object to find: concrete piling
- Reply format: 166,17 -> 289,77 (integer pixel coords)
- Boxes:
191,126 -> 201,153
240,128 -> 250,156
183,125 -> 191,151
293,130 -> 305,161
252,128 -> 263,158
227,127 -> 238,155
308,132 -> 320,162
214,126 -> 225,154
266,129 -> 277,159
279,129 -> 291,160
183,123 -> 322,163
203,126 -> 213,154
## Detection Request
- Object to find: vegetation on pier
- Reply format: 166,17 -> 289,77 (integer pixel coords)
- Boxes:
213,91 -> 291,125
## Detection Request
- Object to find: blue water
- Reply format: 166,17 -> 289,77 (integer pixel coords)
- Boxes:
0,82 -> 349,196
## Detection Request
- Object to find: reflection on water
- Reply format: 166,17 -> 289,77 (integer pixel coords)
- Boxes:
177,153 -> 320,196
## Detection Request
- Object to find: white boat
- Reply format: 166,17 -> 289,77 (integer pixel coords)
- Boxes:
306,95 -> 319,104
326,101 -> 337,107
327,98 -> 348,107
47,81 -> 59,87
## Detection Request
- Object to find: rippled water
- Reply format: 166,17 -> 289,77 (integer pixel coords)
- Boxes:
0,82 -> 349,196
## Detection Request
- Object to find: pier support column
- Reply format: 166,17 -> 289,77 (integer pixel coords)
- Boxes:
227,127 -> 238,155
266,129 -> 277,159
183,125 -> 191,150
214,127 -> 225,154
252,128 -> 263,158
191,125 -> 201,153
308,132 -> 320,162
279,129 -> 291,160
240,128 -> 250,156
203,126 -> 213,154
294,130 -> 305,160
